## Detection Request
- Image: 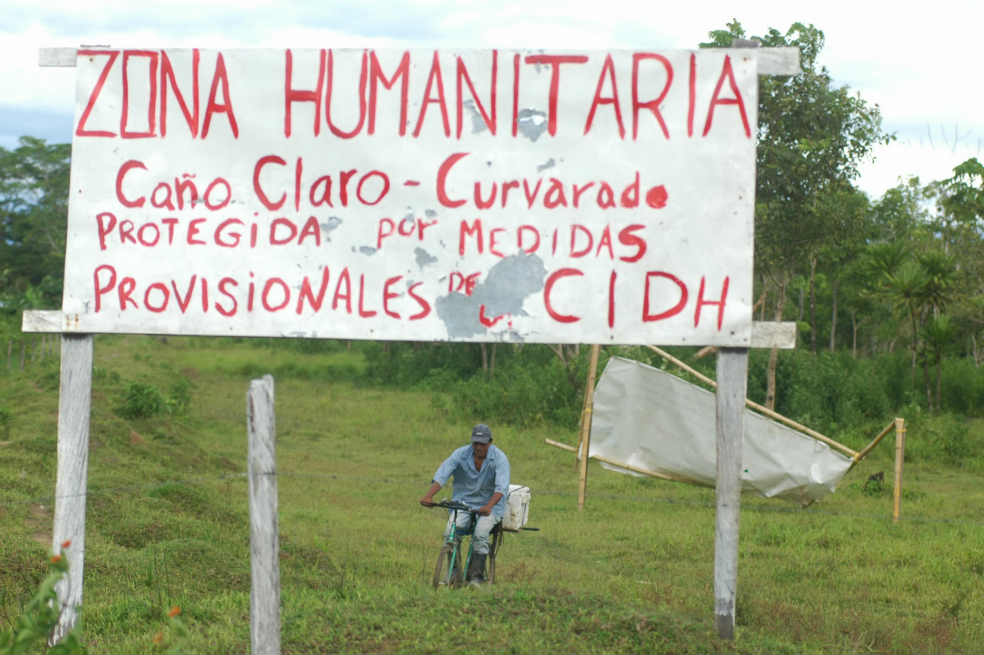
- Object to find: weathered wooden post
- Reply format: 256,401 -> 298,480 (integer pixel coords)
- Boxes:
713,347 -> 748,639
247,375 -> 281,655
50,334 -> 94,643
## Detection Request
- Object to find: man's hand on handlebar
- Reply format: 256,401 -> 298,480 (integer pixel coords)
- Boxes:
420,481 -> 442,507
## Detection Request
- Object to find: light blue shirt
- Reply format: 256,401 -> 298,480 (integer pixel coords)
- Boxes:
432,444 -> 510,517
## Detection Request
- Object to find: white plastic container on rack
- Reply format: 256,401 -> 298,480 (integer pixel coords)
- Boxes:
501,484 -> 531,532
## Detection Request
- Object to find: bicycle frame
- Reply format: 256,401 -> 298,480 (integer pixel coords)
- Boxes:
430,499 -> 500,588
442,503 -> 476,586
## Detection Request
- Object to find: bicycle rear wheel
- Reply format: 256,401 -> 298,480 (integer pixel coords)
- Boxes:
433,543 -> 462,589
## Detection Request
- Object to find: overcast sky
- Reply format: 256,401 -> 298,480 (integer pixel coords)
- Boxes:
2,0 -> 981,200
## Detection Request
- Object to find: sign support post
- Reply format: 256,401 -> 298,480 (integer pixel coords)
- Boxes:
713,347 -> 748,639
50,334 -> 93,645
247,375 -> 281,655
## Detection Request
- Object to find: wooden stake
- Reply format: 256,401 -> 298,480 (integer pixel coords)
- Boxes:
575,345 -> 601,467
50,335 -> 93,645
714,348 -> 747,640
575,378 -> 590,469
577,345 -> 601,511
247,375 -> 281,655
893,417 -> 905,523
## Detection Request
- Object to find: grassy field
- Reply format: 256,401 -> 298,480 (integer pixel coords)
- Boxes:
1,336 -> 983,653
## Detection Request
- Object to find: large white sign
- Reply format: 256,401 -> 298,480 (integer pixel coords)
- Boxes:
62,48 -> 757,344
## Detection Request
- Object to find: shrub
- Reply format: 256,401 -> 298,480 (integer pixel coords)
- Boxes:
941,357 -> 984,416
167,378 -> 193,415
449,352 -> 585,428
117,382 -> 168,419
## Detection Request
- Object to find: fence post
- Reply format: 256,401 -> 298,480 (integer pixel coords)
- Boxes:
714,347 -> 748,640
50,334 -> 94,644
893,417 -> 906,523
247,375 -> 280,655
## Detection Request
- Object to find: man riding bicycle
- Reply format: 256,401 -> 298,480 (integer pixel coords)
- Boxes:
419,423 -> 510,585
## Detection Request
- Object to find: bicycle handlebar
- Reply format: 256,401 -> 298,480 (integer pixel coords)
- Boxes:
429,499 -> 475,512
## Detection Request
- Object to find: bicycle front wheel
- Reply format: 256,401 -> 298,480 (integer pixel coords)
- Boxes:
432,543 -> 461,589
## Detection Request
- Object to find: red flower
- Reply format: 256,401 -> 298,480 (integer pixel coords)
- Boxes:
168,606 -> 181,618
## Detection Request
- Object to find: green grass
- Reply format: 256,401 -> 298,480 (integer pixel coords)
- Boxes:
1,336 -> 983,653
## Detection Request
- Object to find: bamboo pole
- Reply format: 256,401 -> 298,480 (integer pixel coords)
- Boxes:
854,420 -> 896,462
575,344 -> 602,466
545,438 -> 576,453
646,345 -> 858,458
893,418 -> 906,523
574,359 -> 592,469
577,345 -> 601,511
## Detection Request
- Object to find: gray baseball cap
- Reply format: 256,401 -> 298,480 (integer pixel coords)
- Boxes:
471,423 -> 492,443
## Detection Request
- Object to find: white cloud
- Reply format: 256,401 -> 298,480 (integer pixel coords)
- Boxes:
3,0 -> 982,197
859,137 -> 982,198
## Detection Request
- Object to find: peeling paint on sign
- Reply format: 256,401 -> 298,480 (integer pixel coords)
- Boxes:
516,108 -> 548,142
435,253 -> 546,339
414,247 -> 438,270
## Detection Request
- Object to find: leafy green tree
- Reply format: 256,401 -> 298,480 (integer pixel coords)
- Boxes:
813,183 -> 870,353
870,176 -> 928,243
0,137 -> 71,312
701,20 -> 890,407
931,158 -> 984,364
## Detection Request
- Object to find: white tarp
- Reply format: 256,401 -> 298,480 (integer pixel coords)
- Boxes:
61,47 -> 758,344
590,356 -> 853,503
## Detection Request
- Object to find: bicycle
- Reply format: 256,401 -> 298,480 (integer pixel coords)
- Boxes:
429,499 -> 504,589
